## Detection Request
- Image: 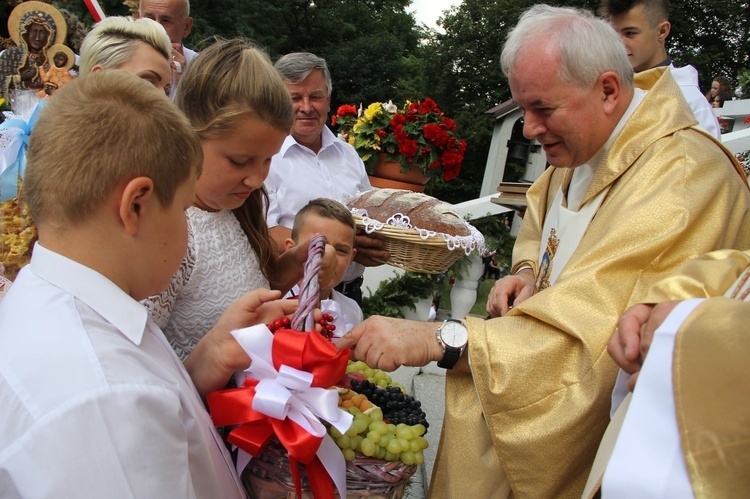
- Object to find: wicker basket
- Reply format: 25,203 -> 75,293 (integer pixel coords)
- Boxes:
354,214 -> 484,274
243,437 -> 416,499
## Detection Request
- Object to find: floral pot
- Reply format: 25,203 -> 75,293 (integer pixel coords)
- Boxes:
369,154 -> 428,193
450,254 -> 484,320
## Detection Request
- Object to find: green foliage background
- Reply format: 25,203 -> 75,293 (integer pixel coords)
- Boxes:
25,0 -> 745,206
16,0 -> 739,204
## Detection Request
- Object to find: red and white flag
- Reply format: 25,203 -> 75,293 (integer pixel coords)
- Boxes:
83,0 -> 106,22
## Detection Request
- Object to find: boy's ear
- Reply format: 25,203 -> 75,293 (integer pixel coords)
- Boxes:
657,20 -> 670,43
350,247 -> 357,263
90,64 -> 104,73
119,177 -> 155,236
284,237 -> 296,251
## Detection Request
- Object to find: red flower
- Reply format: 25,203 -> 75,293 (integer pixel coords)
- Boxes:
441,117 -> 457,131
423,123 -> 450,148
391,114 -> 406,126
336,104 -> 358,117
417,97 -> 439,115
333,97 -> 465,184
440,149 -> 464,181
397,137 -> 419,159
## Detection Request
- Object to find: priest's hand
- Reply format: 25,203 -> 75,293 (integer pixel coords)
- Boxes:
486,268 -> 535,317
353,233 -> 389,267
336,316 -> 444,372
609,300 -> 682,390
609,303 -> 652,388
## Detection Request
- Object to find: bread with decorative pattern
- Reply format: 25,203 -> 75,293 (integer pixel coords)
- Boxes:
347,188 -> 470,236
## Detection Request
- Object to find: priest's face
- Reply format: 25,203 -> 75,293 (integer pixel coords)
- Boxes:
509,43 -> 613,169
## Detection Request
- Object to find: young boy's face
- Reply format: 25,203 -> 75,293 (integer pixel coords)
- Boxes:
287,213 -> 356,296
609,4 -> 668,73
139,177 -> 196,299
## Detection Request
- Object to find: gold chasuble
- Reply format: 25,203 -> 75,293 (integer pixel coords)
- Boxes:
429,68 -> 750,498
641,250 -> 750,498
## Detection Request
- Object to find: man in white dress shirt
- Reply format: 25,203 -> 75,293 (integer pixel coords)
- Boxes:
600,0 -> 721,138
0,70 -> 294,497
265,52 -> 388,305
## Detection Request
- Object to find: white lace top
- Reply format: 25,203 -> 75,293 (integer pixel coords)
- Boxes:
145,207 -> 269,360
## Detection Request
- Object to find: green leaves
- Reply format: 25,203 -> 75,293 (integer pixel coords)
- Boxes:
362,271 -> 441,318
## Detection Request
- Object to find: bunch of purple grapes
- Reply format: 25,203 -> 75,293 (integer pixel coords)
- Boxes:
349,379 -> 429,430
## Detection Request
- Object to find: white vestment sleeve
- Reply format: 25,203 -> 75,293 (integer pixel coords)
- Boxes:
602,298 -> 705,498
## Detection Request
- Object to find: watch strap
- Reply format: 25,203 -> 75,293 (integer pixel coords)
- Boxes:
437,345 -> 462,369
437,319 -> 466,369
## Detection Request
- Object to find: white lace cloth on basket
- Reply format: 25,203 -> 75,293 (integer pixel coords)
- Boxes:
351,208 -> 485,255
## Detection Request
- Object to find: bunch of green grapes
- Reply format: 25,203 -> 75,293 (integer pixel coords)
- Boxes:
345,360 -> 405,391
329,405 -> 429,465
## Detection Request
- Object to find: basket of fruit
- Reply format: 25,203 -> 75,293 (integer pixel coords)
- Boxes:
207,236 -> 428,499
244,362 -> 428,498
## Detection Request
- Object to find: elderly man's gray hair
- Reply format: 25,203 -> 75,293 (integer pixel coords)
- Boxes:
274,52 -> 332,96
501,4 -> 634,89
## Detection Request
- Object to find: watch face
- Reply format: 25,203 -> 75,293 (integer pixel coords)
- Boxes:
441,321 -> 468,349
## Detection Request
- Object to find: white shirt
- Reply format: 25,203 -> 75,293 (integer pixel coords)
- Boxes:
328,289 -> 363,335
670,64 -> 721,139
0,243 -> 244,499
602,299 -> 702,498
265,126 -> 371,282
265,127 -> 371,228
183,46 -> 199,65
283,286 -> 363,336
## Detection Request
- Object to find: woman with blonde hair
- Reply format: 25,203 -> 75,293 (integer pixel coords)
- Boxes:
79,16 -> 172,96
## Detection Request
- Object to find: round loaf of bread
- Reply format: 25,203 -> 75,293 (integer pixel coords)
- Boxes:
347,188 -> 471,237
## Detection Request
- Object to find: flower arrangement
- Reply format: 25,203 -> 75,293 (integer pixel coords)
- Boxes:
332,98 -> 466,183
737,149 -> 750,179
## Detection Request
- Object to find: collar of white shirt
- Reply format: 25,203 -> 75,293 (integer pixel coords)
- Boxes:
279,125 -> 345,157
29,242 -> 149,345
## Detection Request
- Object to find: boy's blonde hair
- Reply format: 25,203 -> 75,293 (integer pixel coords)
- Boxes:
25,70 -> 202,227
78,17 -> 171,75
291,198 -> 356,243
175,37 -> 294,282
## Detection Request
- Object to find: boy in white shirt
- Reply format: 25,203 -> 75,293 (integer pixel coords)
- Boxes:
600,0 -> 720,138
0,70 -> 295,497
285,198 -> 363,336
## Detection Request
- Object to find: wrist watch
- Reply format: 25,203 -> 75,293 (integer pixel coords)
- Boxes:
436,319 -> 469,369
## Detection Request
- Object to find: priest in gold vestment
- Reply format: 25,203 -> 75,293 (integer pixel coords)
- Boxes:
603,249 -> 750,498
339,5 -> 750,498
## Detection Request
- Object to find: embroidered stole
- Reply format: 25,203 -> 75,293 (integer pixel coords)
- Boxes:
536,166 -> 610,292
724,262 -> 750,300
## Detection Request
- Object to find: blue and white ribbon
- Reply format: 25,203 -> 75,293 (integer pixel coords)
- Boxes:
0,101 -> 45,201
